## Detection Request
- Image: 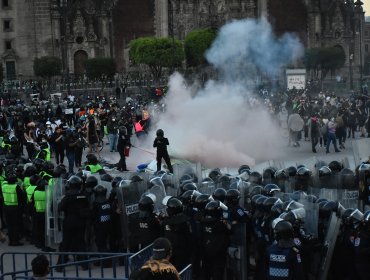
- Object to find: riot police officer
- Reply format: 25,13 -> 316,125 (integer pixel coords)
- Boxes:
137,194 -> 160,248
92,185 -> 112,255
1,173 -> 26,245
200,201 -> 230,280
30,179 -> 47,250
57,176 -> 90,269
161,197 -> 191,271
265,220 -> 305,280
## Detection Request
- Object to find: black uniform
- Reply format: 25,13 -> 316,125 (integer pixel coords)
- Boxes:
200,216 -> 230,280
138,212 -> 161,248
92,198 -> 112,252
153,136 -> 173,173
161,213 -> 192,271
58,189 -> 90,264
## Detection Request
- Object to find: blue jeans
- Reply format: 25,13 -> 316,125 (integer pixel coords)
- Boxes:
326,132 -> 339,152
109,134 -> 118,152
66,152 -> 75,174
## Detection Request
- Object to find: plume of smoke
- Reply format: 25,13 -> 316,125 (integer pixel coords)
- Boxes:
206,17 -> 303,81
149,18 -> 303,168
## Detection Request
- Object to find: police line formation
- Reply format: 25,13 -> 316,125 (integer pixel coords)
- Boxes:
2,149 -> 370,280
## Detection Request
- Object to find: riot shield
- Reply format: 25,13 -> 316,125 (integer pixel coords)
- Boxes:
226,223 -> 248,280
117,178 -> 148,252
318,213 -> 342,280
198,179 -> 216,195
45,178 -> 65,246
145,177 -> 167,214
298,195 -> 319,237
173,162 -> 202,189
160,173 -> 177,197
338,168 -> 359,209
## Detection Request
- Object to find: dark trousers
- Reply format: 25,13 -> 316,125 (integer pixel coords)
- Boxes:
4,206 -> 20,244
26,143 -> 36,160
55,148 -> 65,164
203,255 -> 226,280
326,132 -> 339,152
66,152 -> 75,174
336,127 -> 346,146
95,223 -> 110,252
0,200 -> 6,228
311,135 -> 319,151
75,148 -> 83,167
33,212 -> 45,248
58,222 -> 87,265
156,152 -> 173,173
118,148 -> 127,171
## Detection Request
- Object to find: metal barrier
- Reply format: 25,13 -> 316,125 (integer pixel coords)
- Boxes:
128,244 -> 153,274
0,252 -> 132,280
179,264 -> 192,280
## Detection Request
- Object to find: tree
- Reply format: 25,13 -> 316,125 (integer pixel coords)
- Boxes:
85,57 -> 116,90
184,28 -> 217,67
33,56 -> 62,79
304,46 -> 346,81
129,37 -> 184,83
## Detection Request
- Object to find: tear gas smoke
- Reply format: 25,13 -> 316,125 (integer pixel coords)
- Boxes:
149,18 -> 303,168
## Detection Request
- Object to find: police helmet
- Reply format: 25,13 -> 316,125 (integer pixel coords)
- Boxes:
30,174 -> 41,186
275,169 -> 288,180
322,201 -> 340,213
130,174 -> 144,182
36,179 -> 48,189
249,172 -> 262,185
296,167 -> 312,178
156,129 -> 164,137
286,166 -> 297,177
33,158 -> 45,171
341,208 -> 355,223
249,185 -> 264,197
112,176 -> 123,188
195,194 -> 213,211
75,171 -> 87,183
306,194 -> 318,203
9,136 -> 18,144
362,211 -> 370,227
212,188 -> 227,202
94,185 -> 107,196
208,169 -> 222,182
6,173 -> 17,184
271,203 -> 284,219
166,197 -> 183,216
282,200 -> 304,212
181,190 -> 201,206
100,173 -> 113,182
263,184 -> 281,196
225,189 -> 241,206
180,182 -> 198,196
263,167 -> 277,180
67,175 -> 82,190
255,196 -> 268,212
346,209 -> 364,226
238,165 -> 250,175
319,166 -> 332,177
85,176 -> 98,189
263,197 -> 282,212
273,220 -> 294,240
24,165 -> 37,177
139,195 -> 155,212
316,198 -> 328,204
251,194 -> 264,207
53,165 -> 67,178
205,200 -> 228,219
328,160 -> 343,173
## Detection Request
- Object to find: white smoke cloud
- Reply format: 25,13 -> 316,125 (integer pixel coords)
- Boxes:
150,18 -> 303,168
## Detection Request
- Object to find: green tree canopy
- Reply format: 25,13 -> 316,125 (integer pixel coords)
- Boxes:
33,56 -> 62,78
129,37 -> 184,81
184,28 -> 217,67
304,46 -> 346,79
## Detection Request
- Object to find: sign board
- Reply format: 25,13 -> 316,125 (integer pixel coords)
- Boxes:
286,69 -> 306,90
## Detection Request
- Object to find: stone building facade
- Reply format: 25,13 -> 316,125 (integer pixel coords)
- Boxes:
0,0 -> 367,81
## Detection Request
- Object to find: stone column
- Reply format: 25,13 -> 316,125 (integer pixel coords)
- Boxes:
154,0 -> 169,37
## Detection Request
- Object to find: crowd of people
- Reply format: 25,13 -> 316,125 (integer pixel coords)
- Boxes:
0,88 -> 370,280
